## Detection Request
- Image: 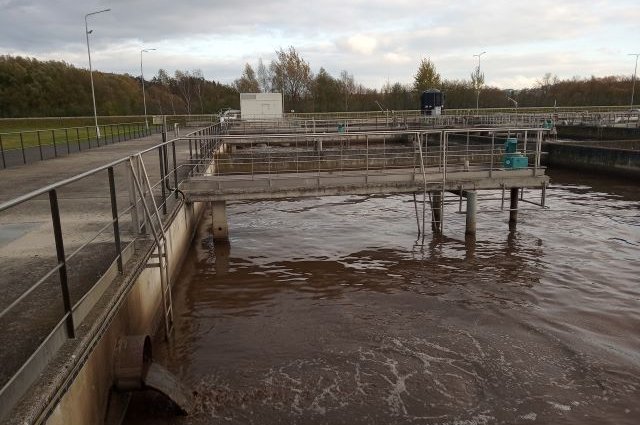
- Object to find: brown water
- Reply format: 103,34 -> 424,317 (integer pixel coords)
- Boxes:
125,169 -> 640,424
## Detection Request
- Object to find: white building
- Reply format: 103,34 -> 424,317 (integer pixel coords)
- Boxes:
240,93 -> 283,120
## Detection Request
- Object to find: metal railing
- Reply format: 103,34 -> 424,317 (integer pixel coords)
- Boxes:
0,114 -> 222,170
0,121 -> 161,169
197,127 -> 547,185
0,122 -> 223,420
231,110 -> 640,137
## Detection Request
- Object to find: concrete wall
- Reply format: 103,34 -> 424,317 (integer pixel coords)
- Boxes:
546,142 -> 640,178
556,125 -> 640,140
43,200 -> 204,425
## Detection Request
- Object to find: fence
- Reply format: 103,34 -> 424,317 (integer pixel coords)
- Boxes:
198,127 -> 546,189
0,122 -> 223,420
0,114 -> 221,169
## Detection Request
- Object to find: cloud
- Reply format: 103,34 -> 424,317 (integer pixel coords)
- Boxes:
383,52 -> 412,64
345,34 -> 378,55
0,0 -> 637,90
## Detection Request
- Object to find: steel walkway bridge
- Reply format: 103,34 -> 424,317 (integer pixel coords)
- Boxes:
180,127 -> 549,238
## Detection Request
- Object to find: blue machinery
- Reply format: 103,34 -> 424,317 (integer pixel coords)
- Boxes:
502,137 -> 528,169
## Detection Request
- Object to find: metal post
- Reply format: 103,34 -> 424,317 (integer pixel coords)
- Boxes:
65,128 -> 70,154
49,189 -> 75,338
51,129 -> 57,157
159,146 -> 167,215
629,53 -> 639,110
37,131 -> 43,160
432,191 -> 442,234
509,187 -> 519,230
108,167 -> 123,273
413,193 -> 421,236
365,135 -> 369,181
465,190 -> 477,235
0,134 -> 5,169
172,141 -> 178,199
127,158 -> 141,235
76,128 -> 81,151
85,9 -> 111,140
490,132 -> 495,177
20,133 -> 26,164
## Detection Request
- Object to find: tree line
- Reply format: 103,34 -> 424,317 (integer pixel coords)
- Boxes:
0,51 -> 636,118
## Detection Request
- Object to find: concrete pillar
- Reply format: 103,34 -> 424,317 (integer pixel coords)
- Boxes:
465,190 -> 477,235
431,192 -> 442,234
509,187 -> 519,230
211,201 -> 229,240
214,241 -> 230,275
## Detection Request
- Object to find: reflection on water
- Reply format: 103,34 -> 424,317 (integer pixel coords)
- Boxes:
125,169 -> 640,424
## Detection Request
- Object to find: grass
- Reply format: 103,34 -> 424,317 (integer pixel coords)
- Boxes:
0,121 -> 160,151
0,115 -> 209,151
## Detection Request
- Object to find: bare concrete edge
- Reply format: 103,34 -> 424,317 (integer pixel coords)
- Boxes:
4,199 -> 205,425
0,242 -> 136,420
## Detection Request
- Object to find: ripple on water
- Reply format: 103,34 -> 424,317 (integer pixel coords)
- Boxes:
124,170 -> 640,425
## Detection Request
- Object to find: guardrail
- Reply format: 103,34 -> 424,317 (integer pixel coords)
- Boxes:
285,105 -> 638,120
0,121 -> 161,169
0,115 -> 222,170
206,127 -> 544,176
0,121 -> 223,420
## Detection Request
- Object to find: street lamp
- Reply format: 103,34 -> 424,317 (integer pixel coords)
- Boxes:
629,53 -> 640,110
140,48 -> 157,130
473,51 -> 486,113
85,8 -> 111,139
507,96 -> 518,125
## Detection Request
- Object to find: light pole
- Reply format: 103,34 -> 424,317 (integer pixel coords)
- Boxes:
507,96 -> 518,125
85,8 -> 111,139
629,53 -> 640,110
140,48 -> 156,130
473,51 -> 486,113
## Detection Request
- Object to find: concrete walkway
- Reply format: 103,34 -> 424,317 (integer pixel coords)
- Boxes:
0,130 -> 197,388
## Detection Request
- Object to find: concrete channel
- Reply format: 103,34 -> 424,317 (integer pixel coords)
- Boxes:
0,124 -> 221,424
0,116 -> 567,424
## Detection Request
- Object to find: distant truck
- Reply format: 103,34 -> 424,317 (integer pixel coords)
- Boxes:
420,89 -> 444,116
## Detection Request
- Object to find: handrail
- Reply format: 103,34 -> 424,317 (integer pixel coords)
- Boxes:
0,121 -> 224,420
0,126 -> 206,212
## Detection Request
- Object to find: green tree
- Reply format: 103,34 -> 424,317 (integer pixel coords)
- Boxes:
312,68 -> 342,112
470,65 -> 485,108
269,46 -> 313,111
413,58 -> 441,92
234,63 -> 260,93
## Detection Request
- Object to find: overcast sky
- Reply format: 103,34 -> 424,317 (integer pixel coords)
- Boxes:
1,0 -> 638,89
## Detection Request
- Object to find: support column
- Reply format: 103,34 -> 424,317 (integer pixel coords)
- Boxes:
509,187 -> 519,230
211,201 -> 229,240
431,192 -> 442,234
465,190 -> 477,235
214,241 -> 231,275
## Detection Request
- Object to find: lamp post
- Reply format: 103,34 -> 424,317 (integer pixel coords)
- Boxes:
629,53 -> 640,110
85,8 -> 111,140
473,51 -> 486,114
507,96 -> 518,125
140,48 -> 156,130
